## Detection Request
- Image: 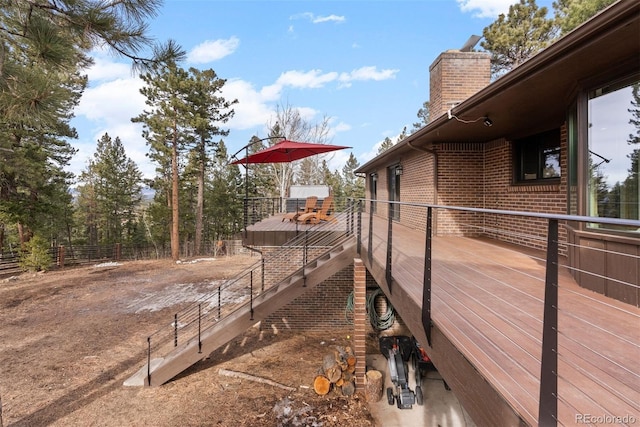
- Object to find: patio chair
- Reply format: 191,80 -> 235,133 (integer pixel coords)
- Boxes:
282,196 -> 318,222
297,196 -> 335,224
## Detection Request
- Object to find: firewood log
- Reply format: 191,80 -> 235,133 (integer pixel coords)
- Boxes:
322,354 -> 342,383
313,374 -> 331,395
341,380 -> 356,396
364,370 -> 383,403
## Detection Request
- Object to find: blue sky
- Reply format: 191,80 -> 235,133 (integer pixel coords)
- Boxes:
70,0 -> 555,180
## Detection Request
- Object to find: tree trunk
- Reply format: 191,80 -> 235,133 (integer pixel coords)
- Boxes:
170,130 -> 180,261
364,370 -> 383,403
194,142 -> 205,256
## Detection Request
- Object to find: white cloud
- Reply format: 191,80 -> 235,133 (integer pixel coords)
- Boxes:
85,57 -> 132,82
312,14 -> 345,24
221,79 -> 276,130
187,37 -> 240,64
338,66 -> 399,88
456,0 -> 515,18
276,69 -> 339,89
290,12 -> 345,24
72,52 -> 398,178
76,78 -> 145,123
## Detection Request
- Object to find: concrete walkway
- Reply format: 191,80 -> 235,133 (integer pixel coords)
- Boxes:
366,354 -> 476,427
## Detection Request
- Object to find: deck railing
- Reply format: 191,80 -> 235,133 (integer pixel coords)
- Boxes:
356,199 -> 639,426
144,200 -> 358,385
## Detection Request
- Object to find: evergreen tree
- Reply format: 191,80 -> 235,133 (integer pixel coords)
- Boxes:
77,133 -> 143,245
552,0 -> 616,35
481,0 -> 554,77
133,62 -> 190,260
412,101 -> 430,133
342,153 -> 365,201
183,68 -> 237,255
1,0 -> 183,251
206,141 -> 244,241
377,137 -> 395,155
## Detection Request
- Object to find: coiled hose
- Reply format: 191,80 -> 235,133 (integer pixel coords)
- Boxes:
345,289 -> 396,330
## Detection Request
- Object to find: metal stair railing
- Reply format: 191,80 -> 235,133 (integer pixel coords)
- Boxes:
143,200 -> 359,384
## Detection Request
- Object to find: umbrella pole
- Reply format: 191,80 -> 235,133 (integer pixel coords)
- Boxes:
244,146 -> 249,239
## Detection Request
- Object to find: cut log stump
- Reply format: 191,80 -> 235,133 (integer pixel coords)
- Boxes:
313,374 -> 331,395
364,370 -> 383,403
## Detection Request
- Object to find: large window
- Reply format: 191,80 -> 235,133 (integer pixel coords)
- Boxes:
513,129 -> 561,183
587,78 -> 639,229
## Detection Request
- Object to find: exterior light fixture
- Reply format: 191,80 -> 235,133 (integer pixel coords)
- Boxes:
483,117 -> 493,127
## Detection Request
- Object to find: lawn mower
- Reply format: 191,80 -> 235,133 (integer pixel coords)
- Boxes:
379,336 -> 418,409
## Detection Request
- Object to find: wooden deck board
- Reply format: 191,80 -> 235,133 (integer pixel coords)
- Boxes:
358,213 -> 640,425
246,212 -> 640,425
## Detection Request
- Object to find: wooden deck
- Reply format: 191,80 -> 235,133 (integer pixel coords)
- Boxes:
245,212 -> 351,246
246,212 -> 639,426
360,213 -> 639,426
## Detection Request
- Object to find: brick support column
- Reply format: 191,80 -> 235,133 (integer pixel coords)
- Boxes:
353,258 -> 367,389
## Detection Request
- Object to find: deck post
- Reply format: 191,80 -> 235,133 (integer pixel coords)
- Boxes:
539,218 -> 558,427
422,207 -> 433,346
386,202 -> 393,293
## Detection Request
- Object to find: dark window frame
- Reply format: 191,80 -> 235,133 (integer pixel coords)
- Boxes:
513,129 -> 562,184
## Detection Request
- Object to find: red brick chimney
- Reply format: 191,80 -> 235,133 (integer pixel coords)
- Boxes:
429,50 -> 491,119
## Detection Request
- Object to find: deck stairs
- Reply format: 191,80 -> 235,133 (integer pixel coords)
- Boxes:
125,210 -> 357,386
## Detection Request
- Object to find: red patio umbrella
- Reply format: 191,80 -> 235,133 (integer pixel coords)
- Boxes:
231,139 -> 350,165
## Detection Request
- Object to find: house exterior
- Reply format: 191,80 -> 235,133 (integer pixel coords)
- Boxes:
356,1 -> 640,306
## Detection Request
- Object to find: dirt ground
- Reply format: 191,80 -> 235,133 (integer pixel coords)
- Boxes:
0,255 -> 375,427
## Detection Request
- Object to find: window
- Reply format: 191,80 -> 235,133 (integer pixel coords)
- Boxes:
369,172 -> 378,213
514,129 -> 561,183
388,164 -> 401,221
587,78 -> 639,229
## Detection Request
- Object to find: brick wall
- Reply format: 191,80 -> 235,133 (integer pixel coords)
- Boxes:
262,262 -> 354,333
364,125 -> 570,253
429,50 -> 491,119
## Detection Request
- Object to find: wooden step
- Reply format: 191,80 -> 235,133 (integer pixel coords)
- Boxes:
124,237 -> 357,387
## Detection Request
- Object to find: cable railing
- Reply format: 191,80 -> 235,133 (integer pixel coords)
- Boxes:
356,199 -> 639,427
143,200 -> 358,385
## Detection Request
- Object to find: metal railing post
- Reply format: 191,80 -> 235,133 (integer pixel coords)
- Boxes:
386,201 -> 393,293
261,258 -> 265,292
368,200 -> 374,264
249,270 -> 254,320
217,285 -> 221,319
198,304 -> 202,354
147,336 -> 151,386
422,207 -> 433,346
539,218 -> 559,427
357,200 -> 362,255
174,314 -> 178,347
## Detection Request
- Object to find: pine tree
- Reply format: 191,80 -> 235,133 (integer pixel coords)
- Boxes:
183,68 -> 237,255
133,62 -> 190,260
552,0 -> 616,35
481,0 -> 554,77
342,153 -> 365,201
377,137 -> 395,155
77,133 -> 143,245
